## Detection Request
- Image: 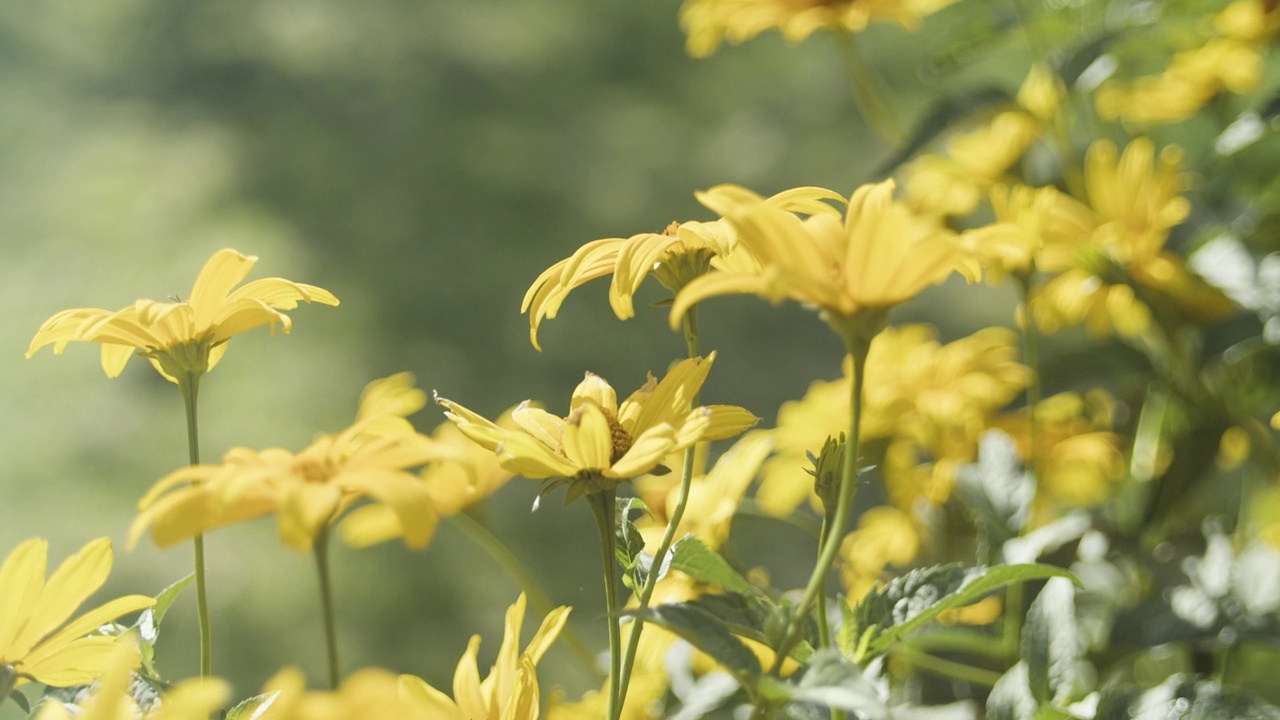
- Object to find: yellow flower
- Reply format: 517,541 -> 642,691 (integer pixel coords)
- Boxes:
34,640 -> 229,720
671,180 -> 963,330
904,111 -> 1040,218
679,0 -> 959,57
130,374 -> 460,551
1017,63 -> 1066,122
255,667 -> 419,720
757,325 -> 1028,515
957,184 -> 1095,284
27,249 -> 338,382
437,354 -> 758,489
399,594 -> 570,720
523,188 -> 843,350
838,506 -> 920,601
0,539 -> 153,689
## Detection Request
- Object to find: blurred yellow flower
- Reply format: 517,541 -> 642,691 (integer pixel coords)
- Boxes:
904,111 -> 1039,218
255,667 -> 418,719
1017,63 -> 1066,122
839,506 -> 920,601
523,188 -> 843,350
437,354 -> 757,488
27,249 -> 338,382
957,184 -> 1095,284
680,0 -> 958,57
672,180 -> 963,331
757,325 -> 1028,515
130,374 -> 460,551
993,391 -> 1126,513
399,594 -> 570,720
0,539 -> 152,690
34,640 -> 229,720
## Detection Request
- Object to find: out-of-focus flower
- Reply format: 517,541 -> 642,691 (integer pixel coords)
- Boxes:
839,506 -> 920,601
1017,63 -> 1066,122
904,112 -> 1039,218
679,0 -> 958,57
993,391 -> 1126,514
0,539 -> 152,689
671,181 -> 963,331
255,668 -> 418,719
957,184 -> 1095,284
34,640 -> 229,720
437,354 -> 757,491
523,189 -> 842,350
757,325 -> 1028,515
400,594 -> 570,720
27,249 -> 338,382
131,374 -> 460,551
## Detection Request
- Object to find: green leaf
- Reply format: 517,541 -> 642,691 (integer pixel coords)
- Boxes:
625,601 -> 761,687
956,430 -> 1035,557
225,691 -> 279,720
136,573 -> 194,678
1096,677 -> 1280,720
852,564 -> 1079,660
615,497 -> 650,590
774,649 -> 887,717
986,662 -> 1036,720
670,536 -> 761,597
1022,577 -> 1079,705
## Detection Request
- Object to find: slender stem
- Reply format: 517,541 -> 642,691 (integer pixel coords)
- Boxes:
770,332 -> 870,673
814,510 -> 836,649
313,526 -> 341,689
835,31 -> 905,148
177,374 -> 213,680
614,309 -> 702,709
1016,274 -> 1043,480
891,646 -> 1003,687
589,488 -> 622,720
446,512 -> 603,680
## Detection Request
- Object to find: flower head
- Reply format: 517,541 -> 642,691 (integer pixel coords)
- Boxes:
27,249 -> 338,382
399,593 -> 570,720
0,539 -> 153,689
437,354 -> 757,494
522,188 -> 842,350
903,111 -> 1040,218
680,0 -> 958,57
671,180 -> 963,333
130,374 -> 462,551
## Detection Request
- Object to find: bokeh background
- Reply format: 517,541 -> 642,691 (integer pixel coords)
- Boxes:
1,0 -> 1039,707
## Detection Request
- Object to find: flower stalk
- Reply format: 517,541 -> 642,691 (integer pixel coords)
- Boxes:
176,371 -> 213,681
313,525 -> 341,689
588,486 -> 623,720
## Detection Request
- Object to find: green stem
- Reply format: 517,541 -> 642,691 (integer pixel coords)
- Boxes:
1016,274 -> 1043,480
769,331 -> 871,672
177,373 -> 213,680
614,309 -> 702,710
835,31 -> 905,148
446,512 -> 603,680
814,510 -> 836,650
589,488 -> 623,720
313,526 -> 341,689
891,645 -> 1003,687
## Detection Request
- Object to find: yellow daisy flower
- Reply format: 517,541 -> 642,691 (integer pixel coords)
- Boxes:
957,183 -> 1096,284
436,354 -> 758,490
129,374 -> 461,551
903,111 -> 1040,218
33,639 -> 229,720
27,249 -> 338,382
0,539 -> 153,692
255,667 -> 419,719
679,0 -> 958,57
671,180 -> 963,333
522,188 -> 843,350
400,594 -> 569,720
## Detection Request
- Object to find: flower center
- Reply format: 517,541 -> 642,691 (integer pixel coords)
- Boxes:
607,412 -> 633,464
292,455 -> 332,484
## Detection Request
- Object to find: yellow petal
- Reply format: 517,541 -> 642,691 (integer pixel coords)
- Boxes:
524,605 -> 572,666
609,424 -> 678,479
399,674 -> 466,718
0,539 -> 47,657
452,635 -> 487,720
23,595 -> 154,670
669,271 -> 771,329
561,404 -> 613,472
570,373 -> 619,416
338,505 -> 403,548
487,594 -> 529,711
511,402 -> 565,450
495,433 -> 579,479
8,539 -> 113,660
189,249 -> 257,333
610,233 -> 676,320
627,354 -> 715,438
339,470 -> 439,549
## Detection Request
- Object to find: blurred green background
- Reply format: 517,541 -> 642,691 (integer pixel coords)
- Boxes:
0,0 -> 1030,706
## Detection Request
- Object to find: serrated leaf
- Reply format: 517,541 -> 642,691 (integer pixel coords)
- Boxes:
670,536 -> 761,597
226,691 -> 279,720
987,662 -> 1037,720
853,564 -> 1079,660
625,601 -> 761,687
1095,676 -> 1280,720
1023,577 -> 1078,705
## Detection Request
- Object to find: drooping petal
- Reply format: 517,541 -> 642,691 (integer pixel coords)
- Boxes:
669,271 -> 772,330
610,233 -> 677,320
224,277 -> 340,311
